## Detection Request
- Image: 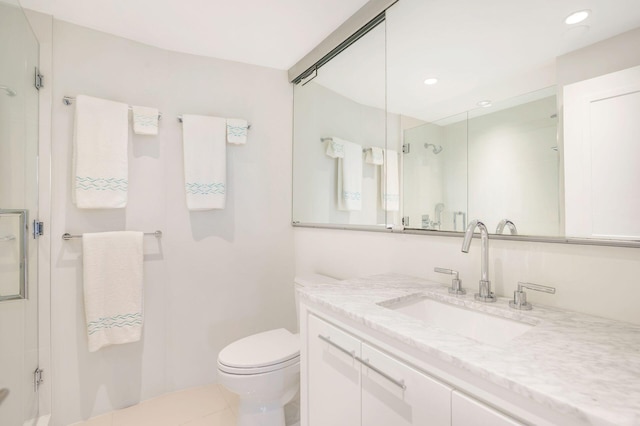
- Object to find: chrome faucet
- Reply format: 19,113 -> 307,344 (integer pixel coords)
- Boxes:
496,219 -> 517,235
461,220 -> 496,302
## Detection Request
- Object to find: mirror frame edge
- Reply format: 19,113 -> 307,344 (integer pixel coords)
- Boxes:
291,222 -> 640,249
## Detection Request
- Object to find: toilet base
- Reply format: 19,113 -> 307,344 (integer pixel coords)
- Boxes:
237,400 -> 286,426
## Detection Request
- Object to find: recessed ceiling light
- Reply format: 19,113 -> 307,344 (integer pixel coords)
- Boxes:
424,77 -> 439,85
565,10 -> 590,25
477,100 -> 492,108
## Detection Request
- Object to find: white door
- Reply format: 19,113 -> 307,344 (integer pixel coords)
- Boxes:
307,315 -> 361,426
361,343 -> 452,426
452,391 -> 523,426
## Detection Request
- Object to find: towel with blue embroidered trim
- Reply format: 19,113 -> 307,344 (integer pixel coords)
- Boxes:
82,231 -> 143,352
73,95 -> 129,208
337,139 -> 363,211
132,105 -> 159,135
182,114 -> 227,210
226,118 -> 248,144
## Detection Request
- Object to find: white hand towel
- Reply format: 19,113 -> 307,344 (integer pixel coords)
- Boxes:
73,95 -> 129,209
382,149 -> 400,211
226,118 -> 248,144
325,137 -> 345,158
365,147 -> 384,165
182,114 -> 227,210
82,231 -> 143,352
337,140 -> 363,211
132,105 -> 159,135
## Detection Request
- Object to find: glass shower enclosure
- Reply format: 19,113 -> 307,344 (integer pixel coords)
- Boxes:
0,0 -> 41,424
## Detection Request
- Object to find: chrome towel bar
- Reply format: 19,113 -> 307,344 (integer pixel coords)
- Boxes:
62,96 -> 162,119
62,230 -> 162,241
177,115 -> 251,128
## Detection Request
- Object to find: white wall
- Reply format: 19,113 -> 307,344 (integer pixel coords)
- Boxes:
49,20 -> 296,425
294,227 -> 640,325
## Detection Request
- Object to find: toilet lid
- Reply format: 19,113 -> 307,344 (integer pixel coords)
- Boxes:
218,328 -> 300,370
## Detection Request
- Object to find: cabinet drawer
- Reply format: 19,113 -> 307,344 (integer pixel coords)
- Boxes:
307,314 -> 361,426
361,343 -> 452,426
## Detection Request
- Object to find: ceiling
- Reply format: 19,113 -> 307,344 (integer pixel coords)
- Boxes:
18,0 -> 640,122
18,0 -> 370,70
314,0 -> 640,123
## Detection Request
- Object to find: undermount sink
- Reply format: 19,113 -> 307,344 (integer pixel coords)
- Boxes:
386,296 -> 534,346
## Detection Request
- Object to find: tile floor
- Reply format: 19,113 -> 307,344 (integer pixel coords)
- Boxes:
71,384 -> 238,426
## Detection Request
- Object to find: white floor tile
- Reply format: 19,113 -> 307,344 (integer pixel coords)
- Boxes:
72,383 -> 303,426
179,408 -> 236,426
70,412 -> 113,426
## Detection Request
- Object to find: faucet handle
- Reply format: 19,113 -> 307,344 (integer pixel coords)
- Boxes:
509,282 -> 556,310
434,267 -> 466,295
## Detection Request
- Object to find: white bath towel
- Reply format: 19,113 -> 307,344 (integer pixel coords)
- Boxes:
337,140 -> 363,211
82,231 -> 143,352
182,114 -> 227,210
132,105 -> 159,135
382,149 -> 400,211
73,95 -> 129,209
365,147 -> 384,165
226,118 -> 248,144
325,137 -> 345,158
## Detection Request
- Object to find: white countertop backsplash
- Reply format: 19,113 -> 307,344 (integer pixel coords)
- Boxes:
297,273 -> 640,426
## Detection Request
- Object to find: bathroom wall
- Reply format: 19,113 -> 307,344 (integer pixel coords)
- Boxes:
49,20 -> 296,425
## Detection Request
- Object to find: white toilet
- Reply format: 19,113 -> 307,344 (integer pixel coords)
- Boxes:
217,275 -> 339,426
218,328 -> 300,426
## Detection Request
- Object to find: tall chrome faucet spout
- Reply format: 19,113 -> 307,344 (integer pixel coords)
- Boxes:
461,220 -> 496,302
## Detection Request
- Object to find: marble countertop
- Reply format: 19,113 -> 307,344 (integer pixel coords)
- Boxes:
297,273 -> 640,426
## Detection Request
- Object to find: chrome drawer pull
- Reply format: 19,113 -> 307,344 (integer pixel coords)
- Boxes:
357,357 -> 407,390
318,334 -> 356,358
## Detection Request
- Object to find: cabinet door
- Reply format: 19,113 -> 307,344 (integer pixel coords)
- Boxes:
361,343 -> 452,426
307,315 -> 361,426
452,391 -> 523,426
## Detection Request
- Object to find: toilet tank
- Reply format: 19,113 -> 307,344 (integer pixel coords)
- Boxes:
294,274 -> 341,332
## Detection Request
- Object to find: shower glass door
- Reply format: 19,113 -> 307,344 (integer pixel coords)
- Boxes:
0,0 -> 40,424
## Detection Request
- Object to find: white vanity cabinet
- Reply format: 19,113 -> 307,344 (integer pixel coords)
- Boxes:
452,391 -> 523,426
307,314 -> 361,426
307,314 -> 452,426
361,342 -> 452,426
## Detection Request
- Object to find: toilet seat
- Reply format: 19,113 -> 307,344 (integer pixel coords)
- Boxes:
218,328 -> 300,375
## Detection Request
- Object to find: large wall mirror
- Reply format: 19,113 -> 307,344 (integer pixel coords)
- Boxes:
292,0 -> 640,246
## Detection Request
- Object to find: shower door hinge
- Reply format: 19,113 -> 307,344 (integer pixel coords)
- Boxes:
34,68 -> 44,90
402,143 -> 410,154
33,220 -> 44,239
33,368 -> 44,392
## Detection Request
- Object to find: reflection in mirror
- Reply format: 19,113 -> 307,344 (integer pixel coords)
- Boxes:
292,0 -> 640,244
386,0 -> 640,240
293,21 -> 392,226
467,88 -> 559,236
402,112 -> 467,232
